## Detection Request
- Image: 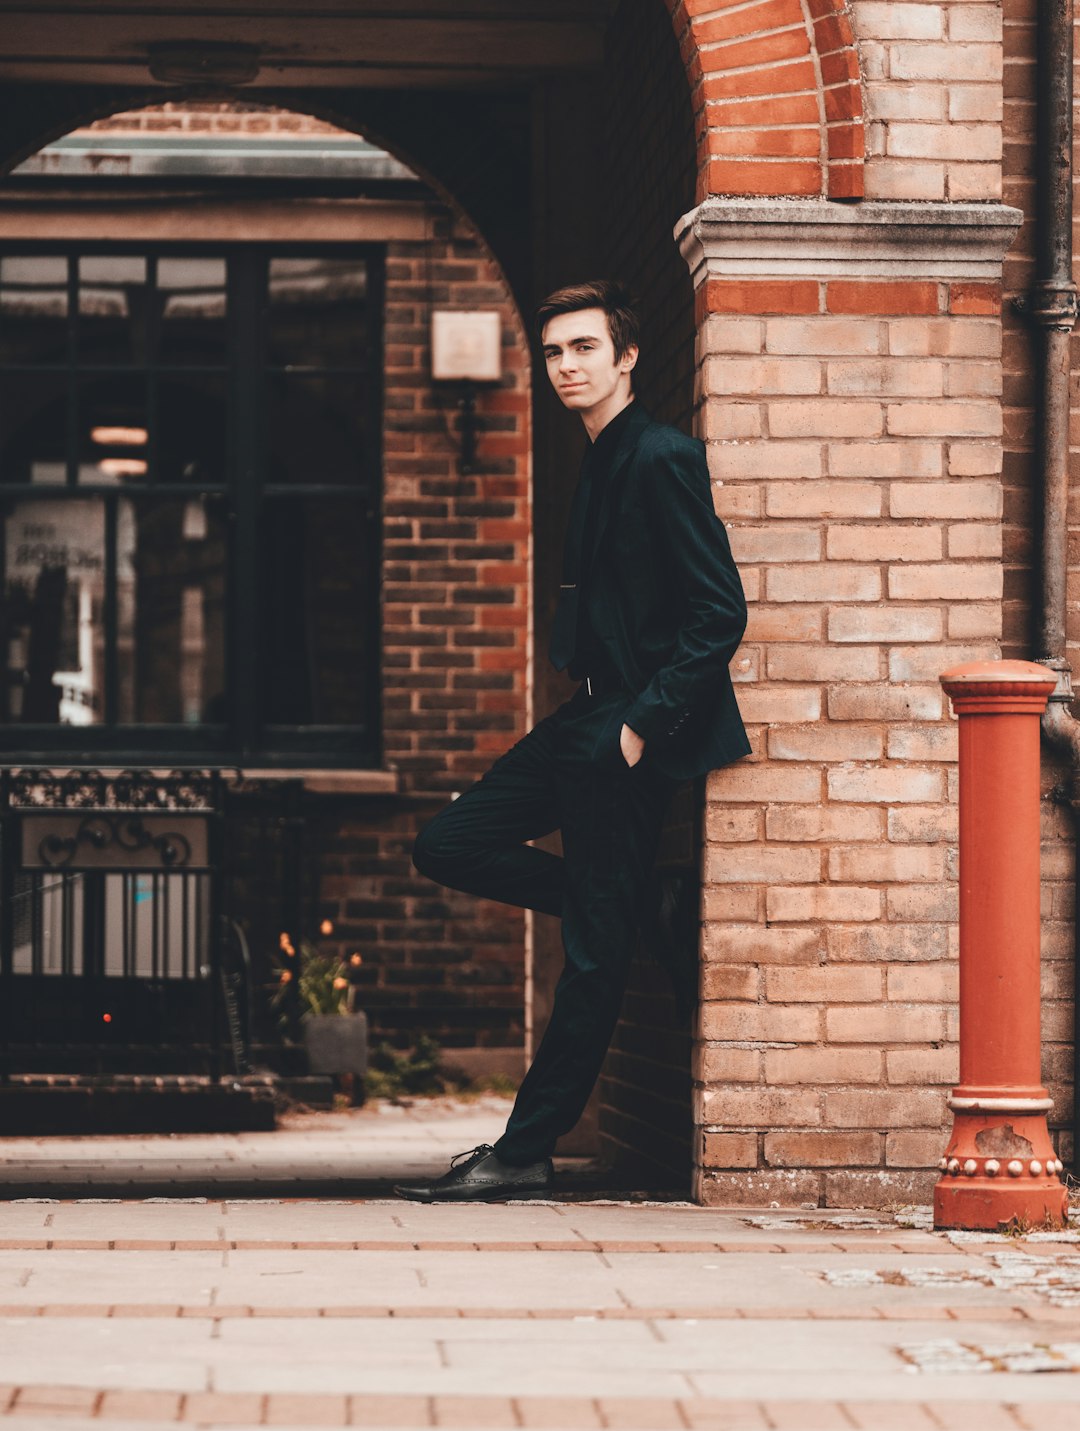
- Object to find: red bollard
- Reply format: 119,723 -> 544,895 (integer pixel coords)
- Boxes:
934,661 -> 1068,1230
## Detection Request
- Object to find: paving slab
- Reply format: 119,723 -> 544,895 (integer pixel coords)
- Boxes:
1,1101 -> 1079,1428
0,1099 -> 523,1198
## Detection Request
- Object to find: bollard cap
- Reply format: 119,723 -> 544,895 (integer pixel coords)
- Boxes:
941,660 -> 1057,710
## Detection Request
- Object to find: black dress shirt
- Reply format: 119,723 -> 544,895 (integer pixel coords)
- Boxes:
549,401 -> 638,680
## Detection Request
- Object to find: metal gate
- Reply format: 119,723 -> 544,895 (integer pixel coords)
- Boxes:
0,767 -> 233,1077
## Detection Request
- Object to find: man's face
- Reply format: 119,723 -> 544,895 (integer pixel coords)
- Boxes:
541,307 -> 637,417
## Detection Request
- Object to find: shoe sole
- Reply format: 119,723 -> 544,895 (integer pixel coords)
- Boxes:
393,1184 -> 554,1204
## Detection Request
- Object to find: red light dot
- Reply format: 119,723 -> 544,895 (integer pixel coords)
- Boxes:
102,1013 -> 112,1023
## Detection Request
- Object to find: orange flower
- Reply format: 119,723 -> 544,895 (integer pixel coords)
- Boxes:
279,969 -> 293,984
350,953 -> 363,966
332,976 -> 348,991
320,919 -> 334,936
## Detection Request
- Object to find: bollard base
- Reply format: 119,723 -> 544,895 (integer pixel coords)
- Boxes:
934,1176 -> 1069,1232
933,1108 -> 1067,1231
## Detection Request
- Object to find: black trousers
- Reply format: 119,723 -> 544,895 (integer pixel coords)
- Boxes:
412,684 -> 677,1164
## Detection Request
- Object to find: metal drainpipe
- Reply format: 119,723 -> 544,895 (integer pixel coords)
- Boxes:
1029,0 -> 1080,1169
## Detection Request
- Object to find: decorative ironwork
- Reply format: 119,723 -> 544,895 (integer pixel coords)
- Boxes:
36,814 -> 192,871
6,769 -> 218,811
20,812 -> 210,871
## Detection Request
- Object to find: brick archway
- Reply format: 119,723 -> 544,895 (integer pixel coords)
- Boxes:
0,98 -> 536,1081
666,0 -> 864,201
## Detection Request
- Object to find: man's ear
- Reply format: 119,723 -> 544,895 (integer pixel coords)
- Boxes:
621,344 -> 639,375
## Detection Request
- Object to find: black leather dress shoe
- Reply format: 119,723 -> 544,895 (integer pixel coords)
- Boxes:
393,1144 -> 554,1203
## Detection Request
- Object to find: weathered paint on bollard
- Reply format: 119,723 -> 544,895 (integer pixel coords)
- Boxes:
934,661 -> 1068,1230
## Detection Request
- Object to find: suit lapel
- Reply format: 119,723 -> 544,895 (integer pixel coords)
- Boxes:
588,403 -> 653,563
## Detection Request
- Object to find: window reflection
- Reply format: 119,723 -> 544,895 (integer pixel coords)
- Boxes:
0,256 -> 68,366
76,375 -> 148,484
156,376 -> 227,485
2,499 -> 104,723
157,257 -> 227,366
77,256 -> 149,366
0,496 -> 226,726
267,257 -> 369,369
262,497 -> 373,726
0,374 -> 67,485
266,374 -> 368,487
117,498 -> 226,725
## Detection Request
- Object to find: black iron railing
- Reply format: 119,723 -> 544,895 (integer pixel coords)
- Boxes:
0,767 -> 239,1079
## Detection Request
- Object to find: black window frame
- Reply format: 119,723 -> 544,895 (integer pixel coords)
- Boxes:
0,240 -> 384,769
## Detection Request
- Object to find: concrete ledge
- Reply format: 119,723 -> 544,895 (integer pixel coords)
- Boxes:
436,1046 -> 525,1082
677,198 -> 1025,280
0,1081 -> 277,1136
236,768 -> 400,795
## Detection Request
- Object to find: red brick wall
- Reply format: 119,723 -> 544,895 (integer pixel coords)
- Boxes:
331,221 -> 531,1052
694,255 -> 1008,1205
380,229 -> 531,796
1001,0 -> 1076,1163
87,100 -> 343,137
854,0 -> 1003,204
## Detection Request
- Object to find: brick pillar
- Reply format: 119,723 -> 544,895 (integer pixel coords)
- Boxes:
678,198 -> 1024,1207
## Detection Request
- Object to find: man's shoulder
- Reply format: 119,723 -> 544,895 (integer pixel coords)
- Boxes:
632,417 -> 706,469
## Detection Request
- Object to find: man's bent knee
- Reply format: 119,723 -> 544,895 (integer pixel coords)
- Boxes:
412,811 -> 463,883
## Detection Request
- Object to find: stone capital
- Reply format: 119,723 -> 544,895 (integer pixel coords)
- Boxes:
676,199 -> 1024,283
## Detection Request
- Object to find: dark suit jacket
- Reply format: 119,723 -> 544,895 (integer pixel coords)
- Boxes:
572,403 -> 750,781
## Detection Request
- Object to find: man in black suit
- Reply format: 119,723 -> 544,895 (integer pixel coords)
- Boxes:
396,280 -> 749,1203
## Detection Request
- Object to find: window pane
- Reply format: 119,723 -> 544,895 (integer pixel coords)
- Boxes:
157,257 -> 227,367
261,497 -> 374,726
77,255 -> 148,366
76,374 -> 149,485
116,497 -> 227,725
0,374 -> 68,485
74,374 -> 227,487
157,375 -> 228,485
0,256 -> 69,366
267,257 -> 370,368
1,497 -> 105,724
265,374 -> 371,487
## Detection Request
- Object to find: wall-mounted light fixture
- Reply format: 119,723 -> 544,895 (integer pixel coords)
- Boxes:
431,310 -> 502,475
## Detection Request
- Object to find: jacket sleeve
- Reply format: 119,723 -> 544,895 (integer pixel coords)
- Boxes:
622,435 -> 747,744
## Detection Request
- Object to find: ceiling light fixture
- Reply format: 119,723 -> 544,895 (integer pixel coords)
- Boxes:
148,42 -> 261,87
98,458 -> 149,478
90,426 -> 148,447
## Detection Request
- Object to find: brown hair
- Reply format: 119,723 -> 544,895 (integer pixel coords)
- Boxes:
535,279 -> 640,363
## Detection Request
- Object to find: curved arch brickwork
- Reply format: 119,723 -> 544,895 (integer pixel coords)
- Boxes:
666,0 -> 864,201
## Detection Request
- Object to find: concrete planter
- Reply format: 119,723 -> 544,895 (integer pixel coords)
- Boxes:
301,1011 -> 369,1076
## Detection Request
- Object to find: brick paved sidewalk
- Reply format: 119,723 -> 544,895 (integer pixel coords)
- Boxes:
1,1102 -> 1079,1429
0,1096 -> 532,1200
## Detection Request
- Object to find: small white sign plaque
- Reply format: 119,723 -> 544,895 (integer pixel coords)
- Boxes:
431,309 -> 502,382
